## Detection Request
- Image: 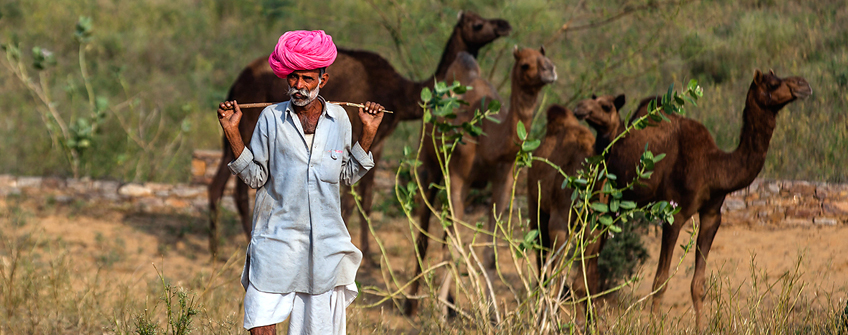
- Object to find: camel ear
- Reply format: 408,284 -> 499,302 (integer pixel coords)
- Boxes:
769,68 -> 775,76
754,69 -> 763,85
539,45 -> 546,56
614,94 -> 626,111
591,93 -> 597,99
457,10 -> 464,21
513,45 -> 520,59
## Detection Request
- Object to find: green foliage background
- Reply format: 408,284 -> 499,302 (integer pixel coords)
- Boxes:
0,0 -> 845,182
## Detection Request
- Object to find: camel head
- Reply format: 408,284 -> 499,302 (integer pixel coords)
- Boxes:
750,69 -> 812,111
573,94 -> 625,135
545,104 -> 580,132
512,46 -> 558,90
456,11 -> 512,49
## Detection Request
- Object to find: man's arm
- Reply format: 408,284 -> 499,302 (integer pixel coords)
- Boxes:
339,102 -> 384,186
356,101 -> 384,153
218,101 -> 245,157
218,101 -> 270,189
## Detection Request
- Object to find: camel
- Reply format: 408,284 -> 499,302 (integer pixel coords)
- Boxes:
405,46 -> 557,315
600,70 -> 811,327
206,11 -> 512,257
527,94 -> 625,297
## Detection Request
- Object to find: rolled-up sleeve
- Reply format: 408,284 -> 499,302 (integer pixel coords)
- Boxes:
340,141 -> 374,186
227,111 -> 272,189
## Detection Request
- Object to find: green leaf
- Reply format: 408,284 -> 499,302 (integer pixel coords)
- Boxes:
420,88 -> 432,103
608,225 -> 622,233
641,171 -> 654,179
683,95 -> 697,107
599,215 -> 613,226
485,115 -> 502,124
653,153 -> 666,163
606,173 -> 617,181
666,83 -> 674,105
487,100 -> 502,114
590,202 -> 609,213
516,121 -> 527,141
521,139 -> 541,152
610,199 -> 620,212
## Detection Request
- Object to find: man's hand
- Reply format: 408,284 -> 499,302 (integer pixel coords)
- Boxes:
357,101 -> 384,153
218,100 -> 242,131
217,100 -> 246,158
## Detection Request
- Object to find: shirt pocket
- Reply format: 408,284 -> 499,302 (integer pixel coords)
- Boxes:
318,148 -> 343,184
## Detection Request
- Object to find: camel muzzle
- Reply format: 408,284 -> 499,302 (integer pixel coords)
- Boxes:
789,78 -> 812,99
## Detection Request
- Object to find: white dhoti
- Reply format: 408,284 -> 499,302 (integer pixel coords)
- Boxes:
243,282 -> 358,334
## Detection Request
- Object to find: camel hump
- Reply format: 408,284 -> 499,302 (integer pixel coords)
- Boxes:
545,104 -> 577,130
444,51 -> 481,85
630,95 -> 664,123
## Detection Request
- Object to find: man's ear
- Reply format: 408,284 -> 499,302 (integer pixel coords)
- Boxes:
319,72 -> 330,88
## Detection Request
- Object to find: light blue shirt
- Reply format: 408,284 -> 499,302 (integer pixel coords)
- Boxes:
228,97 -> 373,295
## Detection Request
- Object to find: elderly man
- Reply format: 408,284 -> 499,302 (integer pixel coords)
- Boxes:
216,30 -> 384,335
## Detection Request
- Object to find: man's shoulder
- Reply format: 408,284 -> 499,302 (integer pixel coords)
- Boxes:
325,102 -> 351,125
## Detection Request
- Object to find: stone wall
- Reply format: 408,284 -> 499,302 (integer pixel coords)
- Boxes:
0,151 -> 845,228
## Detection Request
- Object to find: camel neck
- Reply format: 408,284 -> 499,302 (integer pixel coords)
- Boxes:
592,117 -> 624,155
717,84 -> 778,192
434,29 -> 474,80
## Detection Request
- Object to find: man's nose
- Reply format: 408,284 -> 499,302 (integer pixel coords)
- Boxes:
294,78 -> 307,90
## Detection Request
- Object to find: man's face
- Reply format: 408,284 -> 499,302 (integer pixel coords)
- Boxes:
287,69 -> 329,107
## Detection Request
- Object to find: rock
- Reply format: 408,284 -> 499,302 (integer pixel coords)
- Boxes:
787,181 -> 816,196
92,180 -> 120,194
0,174 -> 16,188
782,218 -> 811,226
118,183 -> 153,197
17,176 -> 42,189
136,197 -> 164,210
172,185 -> 205,198
762,181 -> 781,194
785,208 -> 819,219
66,178 -> 91,193
41,177 -> 65,189
722,199 -> 746,213
192,159 -> 206,177
823,201 -> 848,216
813,217 -> 839,226
165,198 -> 189,209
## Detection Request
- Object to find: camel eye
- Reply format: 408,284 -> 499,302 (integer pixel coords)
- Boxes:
602,104 -> 611,111
472,23 -> 484,31
521,63 -> 530,71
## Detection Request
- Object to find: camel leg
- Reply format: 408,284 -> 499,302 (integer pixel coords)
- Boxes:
483,163 -> 515,270
235,178 -> 252,241
692,200 -> 723,329
207,144 -> 234,258
650,212 -> 687,314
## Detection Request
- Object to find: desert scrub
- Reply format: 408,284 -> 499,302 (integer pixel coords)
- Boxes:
349,80 -> 702,334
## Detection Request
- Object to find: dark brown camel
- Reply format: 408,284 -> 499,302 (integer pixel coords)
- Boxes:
206,12 -> 511,257
602,70 -> 811,327
405,46 -> 557,315
527,94 -> 625,297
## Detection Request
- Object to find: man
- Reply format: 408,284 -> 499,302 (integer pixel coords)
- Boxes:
216,30 -> 384,335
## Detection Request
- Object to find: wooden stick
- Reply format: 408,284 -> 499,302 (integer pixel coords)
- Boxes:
237,101 -> 393,113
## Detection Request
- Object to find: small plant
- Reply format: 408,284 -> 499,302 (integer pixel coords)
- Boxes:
133,266 -> 199,335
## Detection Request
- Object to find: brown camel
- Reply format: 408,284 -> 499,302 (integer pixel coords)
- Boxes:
206,12 -> 512,257
527,94 -> 625,297
602,70 -> 811,327
405,46 -> 557,315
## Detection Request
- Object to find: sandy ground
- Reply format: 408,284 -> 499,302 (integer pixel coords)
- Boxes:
3,181 -> 847,333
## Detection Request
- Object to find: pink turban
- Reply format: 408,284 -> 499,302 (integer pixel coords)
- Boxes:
268,30 -> 338,78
